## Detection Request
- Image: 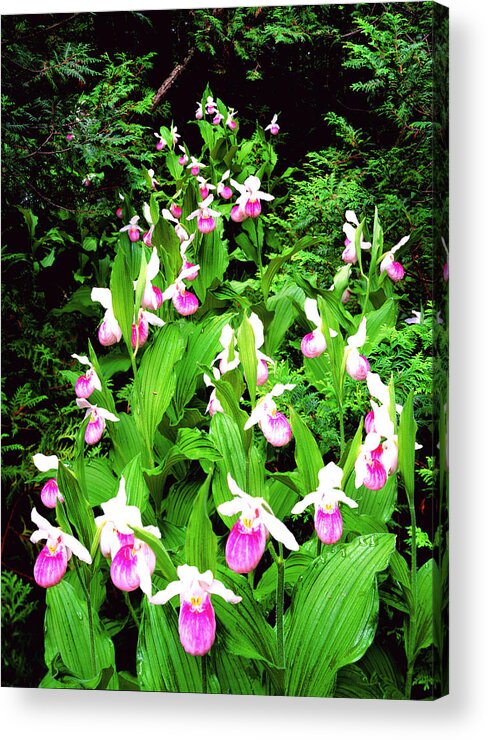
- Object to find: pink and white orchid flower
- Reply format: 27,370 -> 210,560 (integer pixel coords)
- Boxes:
30,508 -> 92,588
195,101 -> 204,120
187,194 -> 221,234
120,215 -> 143,243
230,175 -> 274,219
214,324 -> 240,374
205,96 -> 217,115
91,287 -> 123,347
162,208 -> 189,243
212,111 -> 223,125
248,312 -> 274,386
147,169 -> 159,189
345,316 -> 370,380
177,145 -> 189,166
265,114 -> 280,135
162,267 -> 200,316
154,132 -> 167,151
226,108 -> 238,130
133,248 -> 163,311
300,298 -> 338,358
217,170 -> 233,200
149,564 -> 242,656
94,477 -> 161,595
71,353 -> 102,399
291,462 -> 358,545
187,156 -> 206,177
204,367 -> 224,417
170,124 -> 180,147
218,474 -> 299,573
196,175 -> 216,201
380,235 -> 409,282
179,233 -> 199,280
33,453 -> 64,509
342,210 -> 372,264
76,399 -> 119,445
244,383 -> 295,447
132,308 -> 165,350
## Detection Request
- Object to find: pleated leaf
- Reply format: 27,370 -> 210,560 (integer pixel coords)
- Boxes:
285,533 -> 396,696
122,453 -> 149,511
237,313 -> 257,404
261,235 -> 317,300
110,241 -> 134,353
185,474 -> 217,574
289,406 -> 323,495
398,390 -> 417,501
57,462 -> 94,550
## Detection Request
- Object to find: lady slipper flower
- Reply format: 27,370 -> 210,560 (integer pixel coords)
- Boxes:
226,108 -> 238,130
204,367 -> 224,417
149,564 -> 241,656
187,194 -> 221,234
300,298 -> 338,359
217,170 -> 233,200
248,312 -> 275,386
116,207 -> 123,219
342,210 -> 372,264
218,474 -> 299,573
71,353 -> 102,399
205,96 -> 217,115
265,114 -> 280,135
143,226 -> 154,247
212,112 -> 223,125
154,132 -> 166,151
162,267 -> 200,316
230,175 -> 274,219
187,156 -> 206,177
91,287 -> 123,347
120,215 -> 143,243
133,248 -> 163,311
354,435 -> 388,491
195,101 -> 203,120
162,208 -> 189,243
291,462 -> 358,545
170,202 -> 183,219
170,124 -> 180,147
132,308 -> 165,350
147,169 -> 159,189
76,399 -> 119,445
179,234 -> 200,281
214,324 -> 240,374
345,317 -> 370,380
110,540 -> 157,595
230,204 -> 248,223
380,235 -> 410,283
244,383 -> 295,447
177,146 -> 189,167
30,508 -> 92,588
33,453 -> 64,509
196,175 -> 216,201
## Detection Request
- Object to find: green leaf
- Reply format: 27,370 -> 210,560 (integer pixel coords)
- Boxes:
285,533 -> 396,696
45,579 -> 115,683
210,413 -> 247,490
289,406 -> 323,495
122,454 -> 149,511
138,585 -> 202,692
138,323 -> 186,446
237,313 -> 257,404
131,526 -> 176,582
185,473 -> 217,573
262,235 -> 317,299
56,463 -> 94,550
85,459 -> 118,507
398,390 -> 417,502
110,241 -> 134,353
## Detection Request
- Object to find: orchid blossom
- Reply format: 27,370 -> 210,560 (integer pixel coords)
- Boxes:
226,108 -> 238,130
244,383 -> 295,447
132,308 -> 165,350
380,234 -> 409,282
120,215 -> 143,243
248,312 -> 275,386
179,233 -> 199,280
91,287 -> 123,347
76,399 -> 119,445
187,156 -> 206,176
177,145 -> 188,167
147,169 -> 159,189
196,175 -> 216,201
133,248 -> 163,311
162,266 -> 200,316
218,474 -> 299,573
170,124 -> 180,147
342,210 -> 372,264
212,112 -> 223,125
71,353 -> 102,399
195,101 -> 203,120
265,114 -> 280,135
230,175 -> 274,219
291,462 -> 358,544
205,96 -> 217,115
345,317 -> 370,380
300,298 -> 338,359
162,208 -> 189,243
214,324 -> 240,374
149,564 -> 241,656
217,170 -> 233,200
33,453 -> 63,509
187,194 -> 221,234
94,477 -> 161,595
154,132 -> 166,151
30,508 -> 92,588
203,367 -> 224,417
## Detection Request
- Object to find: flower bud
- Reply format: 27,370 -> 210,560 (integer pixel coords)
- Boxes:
260,412 -> 292,447
230,205 -> 248,223
132,317 -> 149,349
40,479 -> 63,509
256,359 -> 269,386
346,350 -> 370,381
173,289 -> 199,316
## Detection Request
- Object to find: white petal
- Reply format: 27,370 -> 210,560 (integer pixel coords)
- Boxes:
226,473 -> 247,499
260,509 -> 299,551
367,372 -> 390,406
345,210 -> 359,226
348,316 -> 367,349
61,532 -> 92,564
92,372 -> 102,392
256,191 -> 274,202
244,175 -> 261,193
76,398 -> 93,411
135,553 -> 153,596
343,223 -> 356,242
33,453 -> 59,472
304,298 -> 321,329
71,354 -> 90,366
335,491 -> 359,509
146,248 -> 160,281
291,491 -> 319,515
243,402 -> 266,430
91,287 -> 112,310
149,580 -> 183,605
96,407 -> 120,422
217,499 -> 244,517
269,383 -> 295,398
31,507 -> 55,537
143,311 -> 165,327
392,235 -> 410,253
229,178 -> 246,195
207,578 -> 242,604
318,462 -> 344,491
248,313 -> 264,348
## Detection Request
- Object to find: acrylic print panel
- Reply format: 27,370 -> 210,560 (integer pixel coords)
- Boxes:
1,1 -> 448,699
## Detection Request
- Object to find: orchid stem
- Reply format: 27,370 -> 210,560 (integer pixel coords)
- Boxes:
124,591 -> 140,630
276,542 -> 285,672
74,560 -> 97,677
405,495 -> 418,698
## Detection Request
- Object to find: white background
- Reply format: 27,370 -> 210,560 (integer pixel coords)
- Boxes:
2,0 -> 487,737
